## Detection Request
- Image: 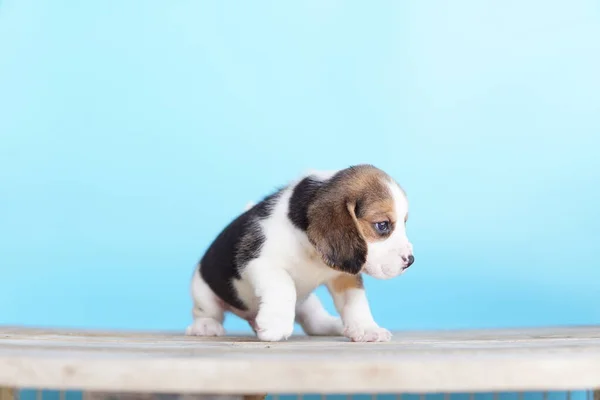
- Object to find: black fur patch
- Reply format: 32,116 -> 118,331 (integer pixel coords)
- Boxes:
288,176 -> 323,231
199,189 -> 283,311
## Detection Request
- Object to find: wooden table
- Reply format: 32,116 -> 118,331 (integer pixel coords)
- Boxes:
1,326 -> 600,397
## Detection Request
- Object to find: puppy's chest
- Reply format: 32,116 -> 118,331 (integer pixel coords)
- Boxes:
263,220 -> 337,299
286,255 -> 338,299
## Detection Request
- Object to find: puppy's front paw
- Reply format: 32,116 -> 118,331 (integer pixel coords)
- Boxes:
255,313 -> 294,342
343,323 -> 392,342
186,318 -> 225,337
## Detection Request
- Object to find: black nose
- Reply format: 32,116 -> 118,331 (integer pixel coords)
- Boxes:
405,255 -> 415,267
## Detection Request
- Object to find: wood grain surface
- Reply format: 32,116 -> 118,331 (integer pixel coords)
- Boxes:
1,326 -> 600,394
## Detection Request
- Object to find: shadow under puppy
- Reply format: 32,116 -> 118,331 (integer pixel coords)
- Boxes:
186,164 -> 414,342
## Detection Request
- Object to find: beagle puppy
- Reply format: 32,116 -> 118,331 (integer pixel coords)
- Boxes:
186,164 -> 414,342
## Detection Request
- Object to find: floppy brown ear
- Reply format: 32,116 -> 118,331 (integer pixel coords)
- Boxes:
307,201 -> 367,275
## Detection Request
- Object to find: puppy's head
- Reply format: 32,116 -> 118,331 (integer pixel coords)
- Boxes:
307,164 -> 413,279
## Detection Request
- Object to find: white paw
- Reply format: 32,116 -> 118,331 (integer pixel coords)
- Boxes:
185,318 -> 225,337
255,313 -> 294,342
303,316 -> 344,336
343,324 -> 392,342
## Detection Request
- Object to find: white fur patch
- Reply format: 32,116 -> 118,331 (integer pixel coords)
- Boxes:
186,269 -> 225,336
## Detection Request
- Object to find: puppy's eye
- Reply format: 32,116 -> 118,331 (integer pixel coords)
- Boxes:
374,221 -> 390,235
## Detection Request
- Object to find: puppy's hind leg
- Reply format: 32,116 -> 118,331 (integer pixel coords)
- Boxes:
296,293 -> 343,336
185,267 -> 226,337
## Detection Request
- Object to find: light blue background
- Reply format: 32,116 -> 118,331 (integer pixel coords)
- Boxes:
1,0 -> 599,340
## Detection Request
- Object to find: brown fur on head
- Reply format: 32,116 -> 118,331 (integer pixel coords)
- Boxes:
306,164 -> 398,275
